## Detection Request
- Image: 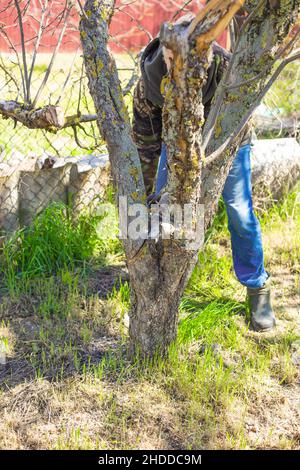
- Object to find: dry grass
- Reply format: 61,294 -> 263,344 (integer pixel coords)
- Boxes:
0,189 -> 299,450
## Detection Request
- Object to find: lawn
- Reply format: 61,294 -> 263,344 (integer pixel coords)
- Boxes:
0,183 -> 299,450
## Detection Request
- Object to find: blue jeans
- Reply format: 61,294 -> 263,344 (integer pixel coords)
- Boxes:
154,143 -> 268,289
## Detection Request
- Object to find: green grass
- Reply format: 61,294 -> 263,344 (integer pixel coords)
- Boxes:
0,184 -> 299,450
261,185 -> 300,231
0,201 -> 123,294
3,205 -> 100,272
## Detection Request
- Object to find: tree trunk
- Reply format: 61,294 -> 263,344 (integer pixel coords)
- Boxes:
80,0 -> 300,357
128,244 -> 195,356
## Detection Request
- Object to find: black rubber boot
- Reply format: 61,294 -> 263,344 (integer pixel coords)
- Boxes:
247,277 -> 276,332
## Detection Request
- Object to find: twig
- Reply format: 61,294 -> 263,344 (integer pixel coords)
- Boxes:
76,0 -> 89,21
14,0 -> 30,103
204,50 -> 300,166
32,0 -> 72,108
202,0 -> 266,150
226,33 -> 300,91
171,0 -> 194,21
28,0 -> 49,95
55,47 -> 80,106
0,20 -> 26,101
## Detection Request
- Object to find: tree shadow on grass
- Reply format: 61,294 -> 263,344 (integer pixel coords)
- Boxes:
0,282 -> 247,391
0,265 -> 129,389
0,279 -> 271,450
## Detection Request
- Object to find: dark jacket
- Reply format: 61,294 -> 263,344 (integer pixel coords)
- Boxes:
132,36 -> 251,193
141,37 -> 231,109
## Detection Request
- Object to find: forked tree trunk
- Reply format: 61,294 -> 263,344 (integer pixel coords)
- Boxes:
128,247 -> 196,355
80,0 -> 300,357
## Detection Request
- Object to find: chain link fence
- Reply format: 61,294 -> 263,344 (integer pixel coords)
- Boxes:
0,0 -> 202,158
0,49 -> 116,236
0,1 -> 151,235
0,0 -> 299,238
0,0 -> 204,237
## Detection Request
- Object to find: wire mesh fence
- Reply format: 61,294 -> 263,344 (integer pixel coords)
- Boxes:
0,0 -> 208,236
0,153 -> 110,235
0,1 -> 207,159
0,58 -> 100,158
0,0 -> 299,236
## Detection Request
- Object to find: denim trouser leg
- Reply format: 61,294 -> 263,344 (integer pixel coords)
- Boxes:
222,144 -> 268,289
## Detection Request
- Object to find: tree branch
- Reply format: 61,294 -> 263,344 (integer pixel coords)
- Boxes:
202,0 -> 266,150
32,0 -> 73,108
14,0 -> 30,103
201,0 -> 300,225
159,0 -> 245,206
0,100 -> 64,130
80,0 -> 146,258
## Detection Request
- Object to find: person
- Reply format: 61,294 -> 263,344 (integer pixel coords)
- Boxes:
132,11 -> 276,332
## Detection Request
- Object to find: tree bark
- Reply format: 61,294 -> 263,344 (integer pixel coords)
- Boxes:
0,101 -> 64,130
0,100 -> 100,131
201,0 -> 300,225
80,0 -> 300,357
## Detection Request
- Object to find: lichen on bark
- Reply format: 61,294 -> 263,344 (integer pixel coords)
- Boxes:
80,0 -> 300,357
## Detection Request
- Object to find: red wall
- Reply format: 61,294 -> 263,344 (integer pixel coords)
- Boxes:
0,0 -> 227,53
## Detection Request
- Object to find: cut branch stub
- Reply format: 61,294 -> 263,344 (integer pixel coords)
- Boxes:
189,0 -> 245,52
0,101 -> 65,130
159,22 -> 189,59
